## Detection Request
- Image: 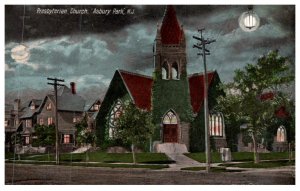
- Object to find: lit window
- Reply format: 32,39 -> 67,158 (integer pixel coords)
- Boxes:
163,110 -> 177,124
48,117 -> 53,125
108,100 -> 123,138
25,136 -> 30,144
94,104 -> 100,111
39,118 -> 44,125
277,126 -> 286,142
5,120 -> 8,127
209,113 -> 224,137
26,119 -> 32,127
63,134 -> 70,144
162,62 -> 169,80
30,104 -> 35,110
46,103 -> 52,110
73,117 -> 77,123
171,62 -> 179,79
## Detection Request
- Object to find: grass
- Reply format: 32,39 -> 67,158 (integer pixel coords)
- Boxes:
5,160 -> 169,170
220,160 -> 295,168
181,166 -> 243,172
6,152 -> 174,164
185,152 -> 294,163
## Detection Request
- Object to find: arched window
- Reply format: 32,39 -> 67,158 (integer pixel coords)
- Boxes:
209,113 -> 224,137
163,110 -> 177,124
162,62 -> 169,80
108,100 -> 123,138
277,125 -> 286,142
171,62 -> 179,79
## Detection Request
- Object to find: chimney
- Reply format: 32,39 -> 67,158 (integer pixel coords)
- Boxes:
70,82 -> 76,94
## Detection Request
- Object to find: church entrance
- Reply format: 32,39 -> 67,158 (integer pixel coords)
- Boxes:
162,110 -> 178,143
163,124 -> 178,142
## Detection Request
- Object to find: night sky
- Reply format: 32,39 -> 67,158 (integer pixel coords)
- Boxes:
5,5 -> 295,103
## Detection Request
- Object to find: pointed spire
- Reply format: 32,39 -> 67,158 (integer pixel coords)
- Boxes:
160,5 -> 183,45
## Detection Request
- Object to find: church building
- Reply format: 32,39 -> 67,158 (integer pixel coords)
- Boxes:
96,6 -> 227,152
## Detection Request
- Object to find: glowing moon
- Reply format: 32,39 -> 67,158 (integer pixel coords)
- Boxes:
11,44 -> 30,63
239,12 -> 260,32
244,15 -> 257,29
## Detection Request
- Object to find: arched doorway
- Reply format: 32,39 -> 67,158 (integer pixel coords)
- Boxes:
162,110 -> 178,143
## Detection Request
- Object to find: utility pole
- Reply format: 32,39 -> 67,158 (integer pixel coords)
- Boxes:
47,77 -> 64,165
193,28 -> 216,173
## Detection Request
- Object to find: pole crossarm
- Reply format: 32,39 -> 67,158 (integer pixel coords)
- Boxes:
192,28 -> 216,173
47,77 -> 65,165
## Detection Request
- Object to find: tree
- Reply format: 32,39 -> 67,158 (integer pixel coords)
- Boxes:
33,124 -> 56,147
216,50 -> 294,163
75,115 -> 97,146
114,101 -> 155,164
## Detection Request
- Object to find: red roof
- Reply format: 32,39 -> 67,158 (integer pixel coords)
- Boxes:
260,92 -> 289,118
160,5 -> 183,45
188,72 -> 216,113
260,92 -> 274,101
118,70 -> 216,113
275,106 -> 289,118
119,70 -> 153,111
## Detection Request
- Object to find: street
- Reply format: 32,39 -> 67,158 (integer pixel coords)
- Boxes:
5,163 -> 295,185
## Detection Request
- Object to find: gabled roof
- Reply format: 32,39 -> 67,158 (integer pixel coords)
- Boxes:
160,5 -> 183,45
115,69 -> 217,113
84,98 -> 101,112
188,71 -> 216,113
29,99 -> 42,107
47,85 -> 86,112
118,70 -> 153,111
20,99 -> 43,119
19,108 -> 36,119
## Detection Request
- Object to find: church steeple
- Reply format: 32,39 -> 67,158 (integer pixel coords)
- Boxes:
160,5 -> 183,45
154,5 -> 187,80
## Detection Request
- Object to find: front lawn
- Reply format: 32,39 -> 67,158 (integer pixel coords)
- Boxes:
7,152 -> 174,164
185,152 -> 294,163
5,160 -> 169,169
220,160 -> 294,168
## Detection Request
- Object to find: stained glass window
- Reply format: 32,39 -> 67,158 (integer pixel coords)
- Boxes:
277,126 -> 286,142
108,100 -> 123,138
209,113 -> 224,137
163,110 -> 177,124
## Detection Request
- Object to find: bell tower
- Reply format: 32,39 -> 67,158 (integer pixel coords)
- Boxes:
154,5 -> 187,80
152,6 -> 193,148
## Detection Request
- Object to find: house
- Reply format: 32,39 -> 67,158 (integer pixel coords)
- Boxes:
84,99 -> 101,131
237,92 -> 292,152
35,82 -> 86,152
5,99 -> 28,151
96,6 -> 226,152
19,99 -> 43,145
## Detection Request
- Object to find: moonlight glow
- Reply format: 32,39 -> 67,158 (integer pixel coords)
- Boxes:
11,44 -> 30,63
239,11 -> 260,32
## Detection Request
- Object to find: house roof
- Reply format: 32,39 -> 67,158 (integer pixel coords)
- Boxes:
20,108 -> 36,119
260,92 -> 289,118
47,85 -> 86,112
188,72 -> 216,113
84,98 -> 101,112
20,99 -> 43,119
116,69 -> 217,113
118,70 -> 153,111
160,5 -> 183,45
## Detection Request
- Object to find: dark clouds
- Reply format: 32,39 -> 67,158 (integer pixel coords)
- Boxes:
5,5 -> 295,103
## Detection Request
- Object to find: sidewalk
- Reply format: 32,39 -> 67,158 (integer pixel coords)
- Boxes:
163,153 -> 206,171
